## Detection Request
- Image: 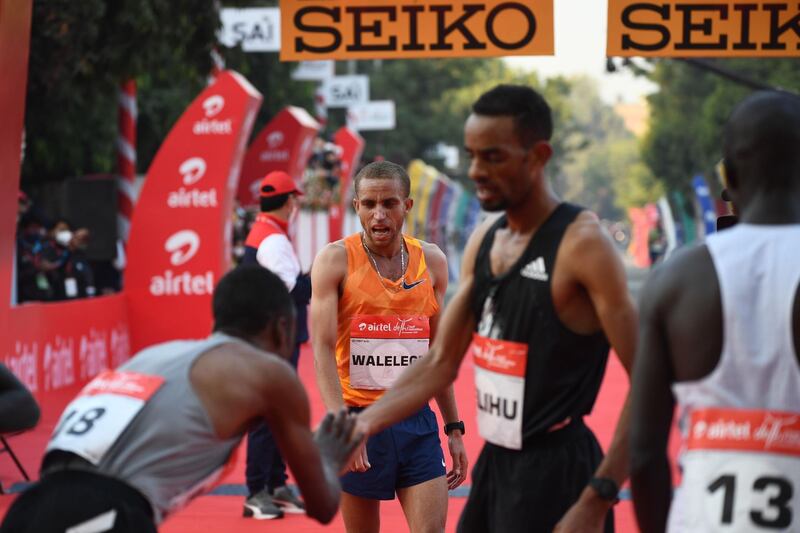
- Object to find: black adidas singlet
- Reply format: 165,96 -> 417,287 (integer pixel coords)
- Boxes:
471,203 -> 610,444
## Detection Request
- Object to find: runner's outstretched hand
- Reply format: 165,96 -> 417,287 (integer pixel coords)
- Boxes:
446,432 -> 468,490
348,441 -> 371,472
553,491 -> 612,533
314,409 -> 364,475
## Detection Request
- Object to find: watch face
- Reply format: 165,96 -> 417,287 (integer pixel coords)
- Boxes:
592,478 -> 618,501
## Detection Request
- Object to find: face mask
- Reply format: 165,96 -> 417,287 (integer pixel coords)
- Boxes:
55,230 -> 73,247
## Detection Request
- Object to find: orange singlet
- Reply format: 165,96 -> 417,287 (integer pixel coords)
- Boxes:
336,233 -> 439,407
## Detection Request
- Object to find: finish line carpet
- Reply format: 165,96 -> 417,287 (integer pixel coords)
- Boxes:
0,344 -> 677,532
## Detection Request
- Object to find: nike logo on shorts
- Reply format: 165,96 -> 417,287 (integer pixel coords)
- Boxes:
402,279 -> 425,290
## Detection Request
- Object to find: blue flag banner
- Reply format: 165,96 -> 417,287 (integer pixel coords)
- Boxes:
692,175 -> 716,237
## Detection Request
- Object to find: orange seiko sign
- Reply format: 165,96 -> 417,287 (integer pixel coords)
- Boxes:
608,1 -> 800,56
280,0 -> 554,61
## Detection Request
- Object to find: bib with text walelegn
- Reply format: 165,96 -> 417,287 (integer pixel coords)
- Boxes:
349,314 -> 429,390
669,407 -> 800,532
470,333 -> 528,450
47,370 -> 165,465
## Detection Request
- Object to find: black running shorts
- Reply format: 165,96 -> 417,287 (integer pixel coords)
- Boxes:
0,470 -> 156,533
457,419 -> 614,533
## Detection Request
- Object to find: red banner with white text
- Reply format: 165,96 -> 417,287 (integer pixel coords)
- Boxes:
331,127 -> 365,241
125,71 -> 262,352
238,106 -> 320,207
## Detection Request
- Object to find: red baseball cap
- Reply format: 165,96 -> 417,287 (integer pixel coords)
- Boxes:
259,171 -> 304,198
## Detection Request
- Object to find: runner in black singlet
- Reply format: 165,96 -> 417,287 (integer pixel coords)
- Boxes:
359,85 -> 638,532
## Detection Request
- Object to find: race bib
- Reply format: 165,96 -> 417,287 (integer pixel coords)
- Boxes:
470,333 -> 528,450
349,315 -> 429,390
47,370 -> 165,465
670,408 -> 800,532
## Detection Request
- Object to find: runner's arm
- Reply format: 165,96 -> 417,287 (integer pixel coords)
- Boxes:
424,243 -> 461,426
261,361 -> 360,524
555,217 -> 639,530
425,242 -> 468,489
359,222 -> 492,435
310,244 -> 347,411
629,267 -> 675,533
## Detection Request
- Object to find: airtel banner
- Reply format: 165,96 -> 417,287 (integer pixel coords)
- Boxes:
0,0 -> 133,397
239,106 -> 320,207
126,71 -> 262,351
330,127 -> 365,241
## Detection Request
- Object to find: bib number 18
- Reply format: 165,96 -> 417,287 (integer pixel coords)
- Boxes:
51,407 -> 107,439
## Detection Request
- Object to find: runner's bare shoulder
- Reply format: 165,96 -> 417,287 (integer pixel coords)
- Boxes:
311,240 -> 348,281
642,243 -> 715,311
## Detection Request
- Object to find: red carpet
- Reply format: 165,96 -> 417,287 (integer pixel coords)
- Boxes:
0,344 -> 675,531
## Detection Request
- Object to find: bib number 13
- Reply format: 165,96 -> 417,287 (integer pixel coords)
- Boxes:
708,474 -> 793,528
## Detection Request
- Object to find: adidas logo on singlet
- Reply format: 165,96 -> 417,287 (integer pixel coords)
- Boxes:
521,257 -> 549,281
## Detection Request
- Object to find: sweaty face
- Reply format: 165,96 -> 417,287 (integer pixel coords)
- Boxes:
464,114 -> 538,212
354,177 -> 411,248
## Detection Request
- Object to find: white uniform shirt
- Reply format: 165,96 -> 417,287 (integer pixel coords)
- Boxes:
256,233 -> 300,292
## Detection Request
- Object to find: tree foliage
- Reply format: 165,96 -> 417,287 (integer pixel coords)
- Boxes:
639,58 -> 800,196
23,0 -> 219,184
555,77 -> 661,219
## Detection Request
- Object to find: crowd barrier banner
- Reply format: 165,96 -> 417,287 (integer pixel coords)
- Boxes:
239,106 -> 319,207
413,165 -> 439,239
672,190 -> 696,244
627,207 -> 653,268
692,174 -> 717,237
657,195 -> 678,259
427,174 -> 450,247
331,127 -> 365,242
125,71 -> 262,352
445,182 -> 466,281
5,297 -> 131,397
280,0 -> 554,60
295,209 -> 331,272
406,160 -> 427,236
435,178 -> 457,257
608,0 -> 800,57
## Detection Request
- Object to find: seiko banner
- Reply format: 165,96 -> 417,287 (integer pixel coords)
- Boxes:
220,8 -> 282,52
608,0 -> 800,56
126,71 -> 262,351
239,106 -> 320,207
280,0 -> 554,60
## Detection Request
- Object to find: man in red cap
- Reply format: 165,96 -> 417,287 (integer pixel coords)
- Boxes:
241,170 -> 311,519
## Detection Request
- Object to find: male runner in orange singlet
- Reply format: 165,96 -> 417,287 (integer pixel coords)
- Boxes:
311,161 -> 468,532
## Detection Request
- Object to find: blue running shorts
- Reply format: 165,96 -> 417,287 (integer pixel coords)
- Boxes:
342,405 -> 446,500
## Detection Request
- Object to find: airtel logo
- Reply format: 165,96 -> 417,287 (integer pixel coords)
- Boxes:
359,323 -> 367,331
267,131 -> 284,148
164,230 -> 200,266
179,157 -> 207,186
202,95 -> 225,118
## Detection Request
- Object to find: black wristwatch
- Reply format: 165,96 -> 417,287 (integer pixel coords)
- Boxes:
443,421 -> 465,436
588,477 -> 620,503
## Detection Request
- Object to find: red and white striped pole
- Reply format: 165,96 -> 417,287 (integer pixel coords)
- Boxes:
208,48 -> 225,86
314,85 -> 327,129
117,79 -> 137,243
